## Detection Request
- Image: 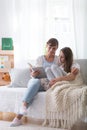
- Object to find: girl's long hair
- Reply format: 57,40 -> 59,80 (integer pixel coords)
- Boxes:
61,47 -> 73,73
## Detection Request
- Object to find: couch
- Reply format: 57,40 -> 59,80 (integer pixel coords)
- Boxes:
0,59 -> 87,128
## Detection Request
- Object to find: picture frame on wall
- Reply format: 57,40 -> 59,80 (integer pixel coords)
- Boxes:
2,38 -> 13,50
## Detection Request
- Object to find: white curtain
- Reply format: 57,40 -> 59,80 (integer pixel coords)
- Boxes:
45,0 -> 77,58
0,0 -> 86,68
13,0 -> 78,67
72,0 -> 87,59
13,0 -> 47,67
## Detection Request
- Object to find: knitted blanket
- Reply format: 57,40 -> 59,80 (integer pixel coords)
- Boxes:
43,73 -> 87,129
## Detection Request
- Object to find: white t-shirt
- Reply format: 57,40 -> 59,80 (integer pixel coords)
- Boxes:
35,55 -> 59,69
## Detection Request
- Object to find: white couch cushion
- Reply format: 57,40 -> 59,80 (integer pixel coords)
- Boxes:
9,68 -> 31,88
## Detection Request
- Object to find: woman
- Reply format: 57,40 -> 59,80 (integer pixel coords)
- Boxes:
10,38 -> 59,127
45,47 -> 80,87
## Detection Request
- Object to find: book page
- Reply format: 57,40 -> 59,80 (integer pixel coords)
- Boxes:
28,63 -> 47,78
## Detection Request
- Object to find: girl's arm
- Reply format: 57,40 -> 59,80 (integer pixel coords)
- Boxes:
49,71 -> 77,87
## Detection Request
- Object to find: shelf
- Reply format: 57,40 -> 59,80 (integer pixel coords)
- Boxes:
0,49 -> 14,85
0,50 -> 14,55
0,68 -> 9,73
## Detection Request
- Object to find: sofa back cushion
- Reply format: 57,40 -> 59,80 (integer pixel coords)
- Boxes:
9,59 -> 87,88
75,59 -> 87,84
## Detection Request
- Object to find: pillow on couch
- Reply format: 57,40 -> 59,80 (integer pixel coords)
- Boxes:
9,68 -> 31,88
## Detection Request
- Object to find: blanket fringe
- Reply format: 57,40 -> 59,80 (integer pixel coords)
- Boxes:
43,73 -> 87,129
43,88 -> 87,129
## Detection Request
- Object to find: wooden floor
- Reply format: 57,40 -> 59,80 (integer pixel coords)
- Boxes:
0,121 -> 66,130
71,121 -> 87,130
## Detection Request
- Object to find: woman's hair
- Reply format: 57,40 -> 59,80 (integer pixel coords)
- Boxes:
47,38 -> 59,47
61,47 -> 73,73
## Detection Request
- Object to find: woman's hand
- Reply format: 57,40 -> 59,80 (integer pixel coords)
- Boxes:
30,70 -> 40,77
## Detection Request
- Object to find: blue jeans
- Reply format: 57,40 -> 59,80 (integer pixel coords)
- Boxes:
22,78 -> 45,107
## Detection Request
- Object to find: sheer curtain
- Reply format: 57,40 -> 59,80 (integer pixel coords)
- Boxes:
72,0 -> 87,59
45,0 -> 77,57
13,0 -> 75,67
13,0 -> 47,67
11,0 -> 86,67
0,0 -> 86,68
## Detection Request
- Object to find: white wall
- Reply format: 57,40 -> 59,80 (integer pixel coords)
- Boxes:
0,0 -> 14,46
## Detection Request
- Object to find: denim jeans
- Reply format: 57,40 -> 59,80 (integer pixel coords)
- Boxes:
22,78 -> 45,107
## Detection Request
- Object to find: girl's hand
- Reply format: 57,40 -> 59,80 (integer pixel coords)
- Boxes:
49,78 -> 58,86
71,67 -> 79,75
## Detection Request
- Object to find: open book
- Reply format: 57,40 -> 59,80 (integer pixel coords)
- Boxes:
28,63 -> 47,78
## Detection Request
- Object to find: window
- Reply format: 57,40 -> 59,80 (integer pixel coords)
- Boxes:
13,0 -> 84,67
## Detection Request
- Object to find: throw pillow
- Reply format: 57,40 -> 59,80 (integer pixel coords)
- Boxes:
9,68 -> 31,88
